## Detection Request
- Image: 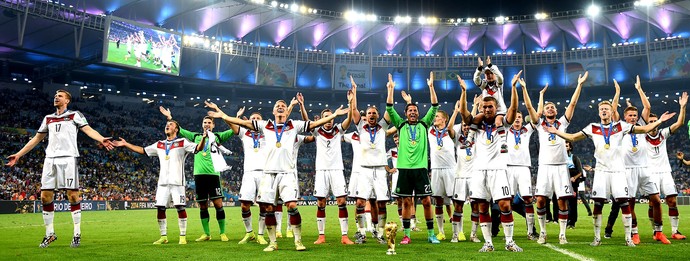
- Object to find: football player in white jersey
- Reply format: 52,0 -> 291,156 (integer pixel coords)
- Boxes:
643,92 -> 688,241
545,95 -> 677,247
113,120 -> 204,245
6,90 -> 114,248
506,107 -> 536,240
208,99 -> 349,252
298,90 -> 355,245
458,72 -> 521,252
615,77 -> 670,244
451,94 -> 482,243
523,72 -> 587,245
428,108 -> 459,241
470,56 -> 508,153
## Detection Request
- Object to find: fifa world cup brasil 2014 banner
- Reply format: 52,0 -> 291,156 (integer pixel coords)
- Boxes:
334,63 -> 370,91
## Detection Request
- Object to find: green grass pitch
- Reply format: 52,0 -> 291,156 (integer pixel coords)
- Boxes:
104,41 -> 180,75
1,204 -> 688,260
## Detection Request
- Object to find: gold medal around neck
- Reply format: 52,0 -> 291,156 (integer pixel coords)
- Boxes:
165,155 -> 170,160
632,147 -> 638,152
202,152 -> 207,156
254,148 -> 259,152
604,144 -> 610,149
486,140 -> 491,145
370,144 -> 376,149
276,142 -> 282,148
514,145 -> 519,150
410,140 -> 417,146
437,146 -> 442,150
465,155 -> 471,161
550,140 -> 556,145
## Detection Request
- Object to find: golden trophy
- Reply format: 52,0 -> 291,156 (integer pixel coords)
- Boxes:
384,222 -> 398,255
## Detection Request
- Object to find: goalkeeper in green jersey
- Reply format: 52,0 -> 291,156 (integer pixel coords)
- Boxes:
160,105 -> 235,242
385,72 -> 440,244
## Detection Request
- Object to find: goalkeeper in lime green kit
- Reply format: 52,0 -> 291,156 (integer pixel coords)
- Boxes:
385,72 -> 440,244
160,105 -> 235,242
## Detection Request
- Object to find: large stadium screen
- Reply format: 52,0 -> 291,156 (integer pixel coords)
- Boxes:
103,16 -> 182,76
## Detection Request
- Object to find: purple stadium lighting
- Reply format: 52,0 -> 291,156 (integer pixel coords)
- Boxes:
312,23 -> 328,47
451,26 -> 485,52
521,21 -> 560,49
599,13 -> 634,40
554,18 -> 592,45
486,24 -> 520,50
384,26 -> 402,51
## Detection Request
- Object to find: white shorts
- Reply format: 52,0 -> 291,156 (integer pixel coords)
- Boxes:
591,170 -> 628,200
431,168 -> 455,198
651,171 -> 677,197
239,170 -> 263,202
390,171 -> 399,198
535,165 -> 573,199
41,157 -> 79,190
625,167 -> 658,196
452,177 -> 471,202
355,166 -> 390,201
507,166 -> 533,197
314,169 -> 347,198
348,171 -> 359,198
155,185 -> 186,206
257,172 -> 299,205
469,169 -> 511,201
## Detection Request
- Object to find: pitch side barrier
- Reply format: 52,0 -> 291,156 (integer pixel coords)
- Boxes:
0,199 -> 362,214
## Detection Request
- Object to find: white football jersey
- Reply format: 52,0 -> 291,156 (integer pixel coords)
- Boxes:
581,121 -> 634,172
254,119 -> 310,173
536,116 -> 570,165
292,135 -> 307,168
145,137 -> 197,186
473,65 -> 506,112
428,126 -> 456,169
623,118 -> 647,167
343,132 -> 364,174
357,119 -> 389,167
239,127 -> 267,171
507,123 -> 535,167
472,119 -> 508,170
37,110 -> 89,158
313,124 -> 345,170
645,127 -> 672,173
453,124 -> 475,178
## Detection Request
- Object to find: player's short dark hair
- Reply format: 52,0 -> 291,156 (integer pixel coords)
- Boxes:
405,103 -> 418,112
624,106 -> 638,114
275,100 -> 287,106
649,113 -> 658,119
203,116 -> 214,122
393,133 -> 399,138
544,101 -> 556,108
321,108 -> 332,118
250,112 -> 262,119
56,89 -> 72,101
482,96 -> 498,106
366,106 -> 378,114
167,120 -> 180,132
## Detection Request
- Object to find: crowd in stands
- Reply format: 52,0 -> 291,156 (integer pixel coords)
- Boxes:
1,85 -> 689,202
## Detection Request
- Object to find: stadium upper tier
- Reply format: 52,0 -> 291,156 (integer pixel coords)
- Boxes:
1,0 -> 690,91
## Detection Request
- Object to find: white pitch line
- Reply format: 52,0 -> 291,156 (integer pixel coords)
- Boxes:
542,243 -> 596,261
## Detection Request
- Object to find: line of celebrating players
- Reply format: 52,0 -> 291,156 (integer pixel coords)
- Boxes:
6,56 -> 687,252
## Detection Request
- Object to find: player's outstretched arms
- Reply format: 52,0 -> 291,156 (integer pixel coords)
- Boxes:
309,105 -> 348,130
206,101 -> 255,130
669,92 -> 687,133
112,138 -> 145,155
457,75 -> 471,124
634,75 -> 652,123
632,111 -> 677,134
543,126 -> 586,142
565,71 -> 589,121
611,79 -> 621,122
505,71 -> 522,124
5,132 -> 47,167
80,126 -> 114,151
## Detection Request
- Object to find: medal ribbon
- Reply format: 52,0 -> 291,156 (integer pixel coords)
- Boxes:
435,127 -> 446,147
600,123 -> 613,147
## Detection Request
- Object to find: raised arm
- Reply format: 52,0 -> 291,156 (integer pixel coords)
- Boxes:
677,152 -> 690,166
447,101 -> 461,139
112,138 -> 145,155
195,131 -> 207,153
536,84 -> 548,118
634,75 -> 652,123
427,71 -> 438,104
670,92 -> 687,133
505,72 -> 520,124
229,106 -> 245,134
340,91 -> 355,130
385,126 -> 398,136
350,76 -> 361,124
473,57 -> 484,87
485,57 -> 504,86
520,77 -> 540,124
632,111 -> 677,134
293,93 -> 309,121
564,71 -> 588,121
5,132 -> 47,167
457,75 -> 471,124
309,106 -> 349,130
471,94 -> 481,117
206,101 -> 255,130
611,79 -> 621,122
386,73 -> 395,105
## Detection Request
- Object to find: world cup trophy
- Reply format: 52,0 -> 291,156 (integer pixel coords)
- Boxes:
384,222 -> 398,255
